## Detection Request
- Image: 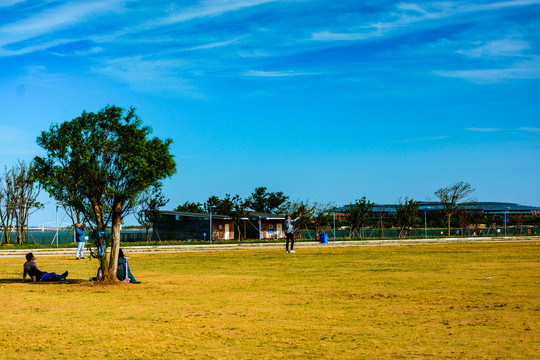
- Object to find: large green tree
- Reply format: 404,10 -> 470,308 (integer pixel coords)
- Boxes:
32,105 -> 176,281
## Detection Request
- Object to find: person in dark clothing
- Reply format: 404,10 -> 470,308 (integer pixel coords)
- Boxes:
284,214 -> 302,253
22,252 -> 68,283
117,249 -> 140,284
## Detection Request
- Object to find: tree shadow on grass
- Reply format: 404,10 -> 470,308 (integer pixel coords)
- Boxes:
0,278 -> 89,285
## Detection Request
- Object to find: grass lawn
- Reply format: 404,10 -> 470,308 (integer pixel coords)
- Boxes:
0,242 -> 538,359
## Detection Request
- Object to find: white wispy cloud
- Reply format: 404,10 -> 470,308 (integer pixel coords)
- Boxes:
2,0 -> 538,97
92,56 -> 199,96
457,39 -> 531,58
238,49 -> 270,58
310,2 -> 449,42
0,38 -> 76,56
73,46 -> 104,56
181,37 -> 244,51
0,0 -> 126,46
462,0 -> 540,12
434,58 -> 540,83
311,29 -> 381,42
519,127 -> 540,132
0,0 -> 28,7
87,0 -> 282,48
310,0 -> 540,42
159,0 -> 279,25
395,3 -> 429,15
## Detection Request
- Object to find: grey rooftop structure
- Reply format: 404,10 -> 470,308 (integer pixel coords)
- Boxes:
337,201 -> 540,215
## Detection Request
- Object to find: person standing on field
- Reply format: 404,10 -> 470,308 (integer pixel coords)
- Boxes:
75,223 -> 87,260
284,214 -> 302,253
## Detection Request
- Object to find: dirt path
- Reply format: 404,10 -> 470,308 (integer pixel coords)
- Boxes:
0,236 -> 538,258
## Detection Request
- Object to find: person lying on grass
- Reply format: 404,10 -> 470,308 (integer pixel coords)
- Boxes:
117,249 -> 140,284
22,252 -> 68,283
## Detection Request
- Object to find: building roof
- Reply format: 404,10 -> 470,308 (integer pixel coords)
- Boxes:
159,210 -> 231,220
243,211 -> 286,220
158,210 -> 286,220
336,201 -> 540,215
417,201 -> 540,214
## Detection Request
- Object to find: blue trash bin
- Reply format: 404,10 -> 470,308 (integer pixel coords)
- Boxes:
320,233 -> 328,243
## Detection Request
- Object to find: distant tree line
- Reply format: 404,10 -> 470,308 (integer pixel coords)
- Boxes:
170,182 -> 540,239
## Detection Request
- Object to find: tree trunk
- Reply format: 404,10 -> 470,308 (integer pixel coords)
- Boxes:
15,216 -> 22,244
106,200 -> 123,282
88,198 -> 109,277
91,200 -> 104,230
447,215 -> 451,236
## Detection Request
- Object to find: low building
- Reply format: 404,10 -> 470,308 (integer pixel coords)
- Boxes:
243,212 -> 286,240
153,211 -> 233,241
153,210 -> 286,241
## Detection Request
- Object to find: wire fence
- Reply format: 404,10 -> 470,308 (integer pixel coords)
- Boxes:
297,227 -> 540,240
2,227 -> 538,246
0,229 -> 150,245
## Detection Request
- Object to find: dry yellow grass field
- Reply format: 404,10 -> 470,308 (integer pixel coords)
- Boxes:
0,242 -> 538,359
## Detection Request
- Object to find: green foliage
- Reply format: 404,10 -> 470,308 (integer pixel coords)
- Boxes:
395,197 -> 420,235
312,202 -> 337,230
248,187 -> 288,214
345,197 -> 374,236
434,181 -> 475,235
525,214 -> 540,226
33,106 -> 176,226
134,186 -> 169,241
174,201 -> 205,213
279,200 -> 316,231
205,194 -> 250,239
205,195 -> 232,215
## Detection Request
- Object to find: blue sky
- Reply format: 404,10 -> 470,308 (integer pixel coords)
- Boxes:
0,0 -> 539,226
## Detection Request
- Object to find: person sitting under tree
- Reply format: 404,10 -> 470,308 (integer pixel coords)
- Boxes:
117,249 -> 141,284
22,252 -> 68,283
